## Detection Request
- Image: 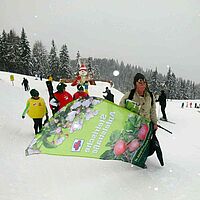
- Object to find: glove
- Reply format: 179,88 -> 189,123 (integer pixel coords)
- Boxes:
154,124 -> 158,131
22,115 -> 25,119
50,98 -> 58,107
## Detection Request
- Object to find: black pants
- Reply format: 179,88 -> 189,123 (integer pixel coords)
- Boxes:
24,85 -> 29,91
161,105 -> 167,120
33,118 -> 43,134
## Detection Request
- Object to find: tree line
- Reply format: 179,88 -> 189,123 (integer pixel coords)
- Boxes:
0,28 -> 200,99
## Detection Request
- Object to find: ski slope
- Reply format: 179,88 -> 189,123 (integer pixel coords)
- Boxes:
0,71 -> 200,200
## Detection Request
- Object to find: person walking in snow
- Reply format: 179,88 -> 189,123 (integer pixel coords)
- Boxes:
103,88 -> 114,103
47,75 -> 53,82
10,74 -> 14,86
21,78 -> 29,91
50,82 -> 73,111
22,89 -> 49,135
39,72 -> 43,81
157,90 -> 167,121
119,73 -> 164,168
73,84 -> 89,100
119,73 -> 158,130
103,87 -> 111,95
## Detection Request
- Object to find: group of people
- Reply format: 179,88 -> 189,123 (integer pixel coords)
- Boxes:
22,81 -> 89,135
49,82 -> 89,115
22,72 -> 168,168
9,75 -> 30,91
181,101 -> 200,109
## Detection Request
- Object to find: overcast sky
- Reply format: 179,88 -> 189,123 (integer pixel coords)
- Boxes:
0,0 -> 200,82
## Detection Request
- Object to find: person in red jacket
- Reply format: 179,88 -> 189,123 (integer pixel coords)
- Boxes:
51,83 -> 73,111
73,84 -> 89,100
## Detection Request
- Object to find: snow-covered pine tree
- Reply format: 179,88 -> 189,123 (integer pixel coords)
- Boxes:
48,40 -> 60,80
7,30 -> 21,73
165,67 -> 174,99
0,30 -> 9,71
180,79 -> 187,99
170,72 -> 177,99
31,41 -> 48,77
191,82 -> 196,99
149,68 -> 160,94
75,51 -> 81,74
87,57 -> 100,80
19,28 -> 31,75
120,61 -> 129,91
185,80 -> 194,100
194,83 -> 200,99
112,60 -> 121,89
59,44 -> 72,79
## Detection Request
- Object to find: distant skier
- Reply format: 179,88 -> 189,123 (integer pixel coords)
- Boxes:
109,80 -> 114,88
73,84 -> 89,100
22,89 -> 49,135
157,90 -> 167,121
21,78 -> 29,91
47,75 -> 53,82
103,88 -> 114,103
10,74 -> 14,86
40,73 -> 43,81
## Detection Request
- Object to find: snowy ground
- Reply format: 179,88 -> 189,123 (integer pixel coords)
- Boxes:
0,71 -> 200,200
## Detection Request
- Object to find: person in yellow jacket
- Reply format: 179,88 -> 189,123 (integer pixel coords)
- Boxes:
22,89 -> 49,135
10,74 -> 14,86
47,75 -> 53,82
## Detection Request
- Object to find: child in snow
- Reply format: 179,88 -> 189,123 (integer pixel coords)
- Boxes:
22,89 -> 49,135
73,84 -> 89,100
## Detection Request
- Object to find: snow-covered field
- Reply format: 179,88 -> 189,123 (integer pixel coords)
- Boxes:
0,71 -> 200,200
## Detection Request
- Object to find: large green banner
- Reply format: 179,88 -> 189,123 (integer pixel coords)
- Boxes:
26,97 -> 153,168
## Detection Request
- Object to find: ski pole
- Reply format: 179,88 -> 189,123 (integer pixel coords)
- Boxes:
157,124 -> 173,134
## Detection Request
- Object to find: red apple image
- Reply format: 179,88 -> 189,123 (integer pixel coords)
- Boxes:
138,124 -> 149,140
114,140 -> 127,156
127,139 -> 140,152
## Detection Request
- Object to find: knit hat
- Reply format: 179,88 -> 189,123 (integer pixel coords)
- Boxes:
79,64 -> 87,71
57,82 -> 67,92
77,84 -> 84,91
133,73 -> 146,85
30,89 -> 39,97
